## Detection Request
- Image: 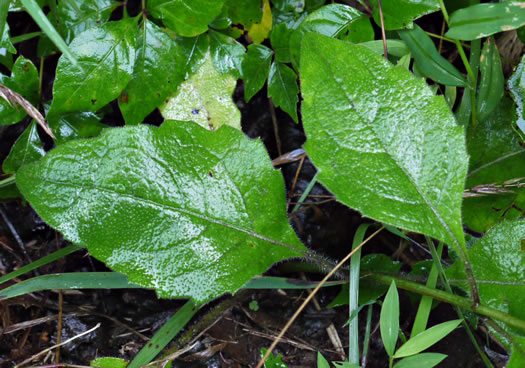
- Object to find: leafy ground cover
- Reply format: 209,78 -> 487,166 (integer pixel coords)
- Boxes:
0,0 -> 525,367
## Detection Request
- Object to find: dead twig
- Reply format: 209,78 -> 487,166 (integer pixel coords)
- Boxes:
0,83 -> 54,139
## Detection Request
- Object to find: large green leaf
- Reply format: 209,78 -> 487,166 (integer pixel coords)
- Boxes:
446,2 -> 525,41
55,0 -> 117,44
119,19 -> 185,125
0,56 -> 39,126
270,23 -> 292,63
2,121 -> 44,174
208,30 -> 245,79
301,34 -> 468,255
242,44 -> 272,102
268,61 -> 298,122
368,0 -> 439,30
447,219 -> 525,338
177,34 -> 209,79
47,18 -> 136,119
289,3 -> 364,68
15,121 -> 307,303
160,54 -> 241,131
399,24 -> 468,87
463,98 -> 525,233
148,0 -> 224,37
477,37 -> 504,122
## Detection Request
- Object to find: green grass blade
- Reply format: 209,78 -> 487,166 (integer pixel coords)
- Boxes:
0,175 -> 16,188
380,280 -> 399,358
128,300 -> 200,368
410,242 -> 443,338
20,0 -> 79,67
0,244 -> 81,285
394,319 -> 462,358
0,272 -> 141,299
349,223 -> 373,364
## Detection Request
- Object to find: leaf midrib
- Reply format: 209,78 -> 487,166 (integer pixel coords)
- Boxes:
38,177 -> 306,256
310,40 -> 463,251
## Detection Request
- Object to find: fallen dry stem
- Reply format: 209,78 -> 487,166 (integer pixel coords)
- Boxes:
256,226 -> 384,368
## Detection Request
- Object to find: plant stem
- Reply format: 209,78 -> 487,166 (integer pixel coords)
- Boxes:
366,273 -> 525,333
0,175 -> 15,188
426,237 -> 494,368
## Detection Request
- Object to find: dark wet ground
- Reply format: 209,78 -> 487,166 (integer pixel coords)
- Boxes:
1,3 -> 520,367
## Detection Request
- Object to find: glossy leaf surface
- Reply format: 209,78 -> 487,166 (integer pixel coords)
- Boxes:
16,122 -> 307,303
148,0 -> 224,37
47,111 -> 106,145
47,18 -> 136,119
289,3 -> 363,68
1,21 -> 16,54
393,353 -> 446,368
368,0 -> 439,30
209,30 -> 245,79
55,0 -> 116,44
0,56 -> 39,126
380,281 -> 399,357
447,219 -> 525,335
399,24 -> 468,87
477,37 -> 504,122
242,44 -> 272,102
268,61 -> 298,123
271,23 -> 292,63
463,98 -> 525,233
161,55 -> 241,131
301,34 -> 468,252
508,55 -> 525,137
178,34 -> 209,79
446,2 -> 525,41
119,19 -> 185,125
2,121 -> 44,174
394,319 -> 461,358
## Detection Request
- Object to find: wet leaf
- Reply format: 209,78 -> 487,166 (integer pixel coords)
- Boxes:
47,18 -> 136,119
508,55 -> 525,138
161,55 -> 241,131
47,111 -> 106,145
248,0 -> 272,44
209,30 -> 245,79
380,281 -> 399,357
271,23 -> 292,63
119,19 -> 185,125
301,34 -> 468,254
242,44 -> 272,102
289,3 -> 364,68
1,21 -> 16,54
394,320 -> 461,358
177,34 -> 209,79
268,61 -> 298,122
446,2 -> 525,41
16,121 -> 307,303
148,0 -> 224,37
0,56 -> 39,126
224,0 -> 262,29
477,37 -> 504,122
447,219 -> 525,337
55,0 -> 117,44
368,0 -> 440,30
2,121 -> 44,174
463,98 -> 525,233
399,24 -> 468,87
